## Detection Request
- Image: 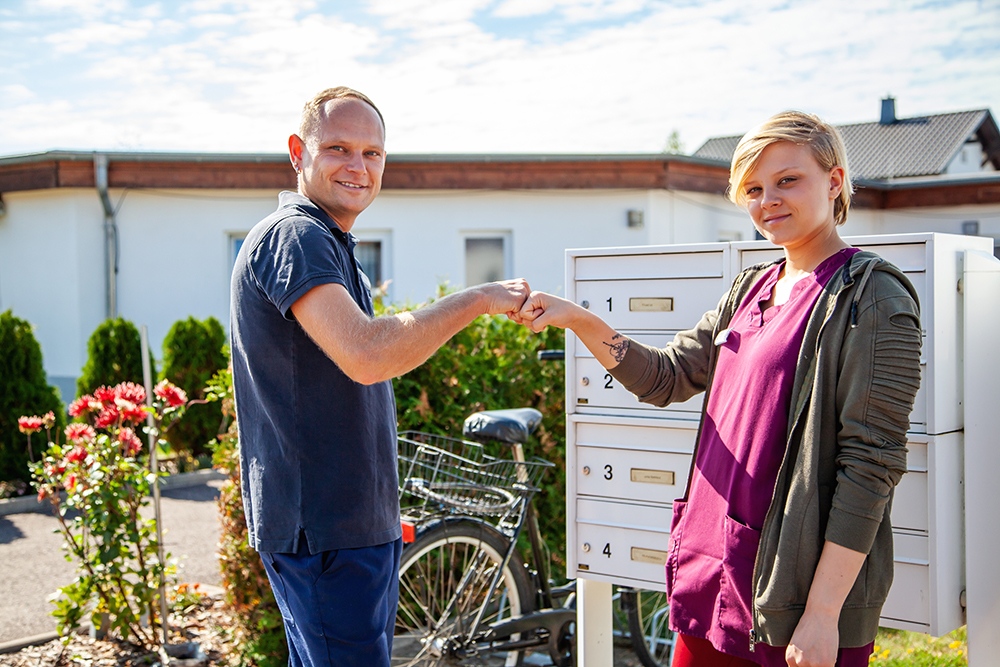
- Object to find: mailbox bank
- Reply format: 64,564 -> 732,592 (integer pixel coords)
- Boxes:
565,234 -> 1000,666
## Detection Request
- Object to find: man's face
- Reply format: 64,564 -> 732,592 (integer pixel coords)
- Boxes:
290,97 -> 385,231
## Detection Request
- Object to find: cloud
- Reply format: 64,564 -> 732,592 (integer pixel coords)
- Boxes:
44,19 -> 158,54
0,0 -> 996,155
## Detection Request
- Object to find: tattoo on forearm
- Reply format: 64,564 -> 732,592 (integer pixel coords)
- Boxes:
604,334 -> 629,363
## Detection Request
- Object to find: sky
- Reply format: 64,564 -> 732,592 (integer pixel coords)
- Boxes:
1,0 -> 998,157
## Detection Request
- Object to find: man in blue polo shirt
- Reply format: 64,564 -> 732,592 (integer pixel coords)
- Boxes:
229,87 -> 530,666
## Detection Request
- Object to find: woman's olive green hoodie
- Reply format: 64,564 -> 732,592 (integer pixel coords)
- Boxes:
610,250 -> 922,649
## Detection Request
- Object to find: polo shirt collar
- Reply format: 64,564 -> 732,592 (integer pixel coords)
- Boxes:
278,190 -> 358,247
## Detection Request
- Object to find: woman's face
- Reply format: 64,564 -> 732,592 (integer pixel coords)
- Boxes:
741,141 -> 844,253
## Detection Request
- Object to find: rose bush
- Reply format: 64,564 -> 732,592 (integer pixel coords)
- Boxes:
22,379 -> 189,648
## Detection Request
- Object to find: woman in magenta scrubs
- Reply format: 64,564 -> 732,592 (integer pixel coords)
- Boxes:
518,112 -> 922,667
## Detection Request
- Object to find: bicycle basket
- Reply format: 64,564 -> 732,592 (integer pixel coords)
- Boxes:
398,431 -> 553,519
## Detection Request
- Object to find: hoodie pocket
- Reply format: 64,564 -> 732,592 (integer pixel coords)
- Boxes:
717,514 -> 761,635
664,500 -> 687,597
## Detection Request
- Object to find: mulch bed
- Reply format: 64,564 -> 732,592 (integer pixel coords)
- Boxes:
0,591 -> 235,667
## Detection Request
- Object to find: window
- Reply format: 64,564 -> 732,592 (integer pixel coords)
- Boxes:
464,235 -> 510,286
230,234 -> 246,266
356,240 -> 382,286
352,230 -> 392,299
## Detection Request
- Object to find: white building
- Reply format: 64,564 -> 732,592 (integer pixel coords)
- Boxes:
1,102 -> 998,400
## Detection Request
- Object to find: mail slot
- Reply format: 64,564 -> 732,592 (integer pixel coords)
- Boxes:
630,468 -> 675,485
630,297 -> 673,312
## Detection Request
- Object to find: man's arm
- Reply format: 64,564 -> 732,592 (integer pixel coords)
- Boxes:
290,279 -> 529,385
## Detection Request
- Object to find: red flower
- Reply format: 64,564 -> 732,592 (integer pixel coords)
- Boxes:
154,380 -> 187,408
66,474 -> 77,491
18,416 -> 43,434
93,386 -> 117,404
65,445 -> 88,464
65,423 -> 96,444
93,405 -> 119,429
114,382 -> 146,406
118,428 -> 143,457
68,395 -> 96,417
115,398 -> 147,424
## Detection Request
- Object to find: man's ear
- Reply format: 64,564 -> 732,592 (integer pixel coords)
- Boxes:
288,134 -> 304,172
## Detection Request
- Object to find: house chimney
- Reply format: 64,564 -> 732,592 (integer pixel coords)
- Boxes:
880,96 -> 896,125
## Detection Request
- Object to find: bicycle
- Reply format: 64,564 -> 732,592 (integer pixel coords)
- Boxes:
392,406 -> 675,666
393,407 -> 574,666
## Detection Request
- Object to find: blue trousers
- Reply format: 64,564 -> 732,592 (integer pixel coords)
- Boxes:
260,538 -> 403,667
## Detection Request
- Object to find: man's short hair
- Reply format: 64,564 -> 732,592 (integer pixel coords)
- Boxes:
299,87 -> 385,143
728,111 -> 853,226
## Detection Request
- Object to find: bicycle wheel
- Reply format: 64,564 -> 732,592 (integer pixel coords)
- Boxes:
623,588 -> 675,667
393,520 -> 535,666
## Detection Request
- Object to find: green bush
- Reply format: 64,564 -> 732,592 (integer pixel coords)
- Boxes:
160,316 -> 228,462
211,287 -> 567,664
382,288 -> 568,575
77,317 -> 156,398
0,310 -> 63,485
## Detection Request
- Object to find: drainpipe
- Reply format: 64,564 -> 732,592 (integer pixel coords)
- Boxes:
94,154 -> 118,319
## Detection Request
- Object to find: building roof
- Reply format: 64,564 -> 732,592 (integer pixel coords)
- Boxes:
0,150 -> 731,195
1,146 -> 999,210
693,108 -> 1000,180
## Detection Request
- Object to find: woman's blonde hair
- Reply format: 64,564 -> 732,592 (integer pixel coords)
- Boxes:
727,111 -> 853,226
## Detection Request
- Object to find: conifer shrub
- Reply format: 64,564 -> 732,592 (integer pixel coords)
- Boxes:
0,310 -> 64,485
160,316 -> 228,462
76,317 -> 156,398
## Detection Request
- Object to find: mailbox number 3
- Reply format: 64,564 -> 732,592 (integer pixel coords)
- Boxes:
604,464 -> 613,480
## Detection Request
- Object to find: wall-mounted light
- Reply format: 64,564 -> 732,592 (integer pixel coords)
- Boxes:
962,220 -> 980,236
627,209 -> 644,229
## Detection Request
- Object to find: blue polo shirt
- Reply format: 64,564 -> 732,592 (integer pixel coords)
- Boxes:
230,191 -> 401,554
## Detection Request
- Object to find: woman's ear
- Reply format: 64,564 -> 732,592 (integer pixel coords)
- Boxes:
829,165 -> 846,200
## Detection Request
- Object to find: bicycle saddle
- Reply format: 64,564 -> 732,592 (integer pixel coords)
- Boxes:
463,408 -> 543,445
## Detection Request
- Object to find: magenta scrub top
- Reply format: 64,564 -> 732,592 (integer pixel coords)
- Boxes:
665,248 -> 860,664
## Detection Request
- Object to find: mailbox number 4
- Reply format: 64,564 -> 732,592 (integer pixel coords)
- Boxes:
603,542 -> 612,558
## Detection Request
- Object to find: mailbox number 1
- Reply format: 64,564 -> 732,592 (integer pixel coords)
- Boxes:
606,297 -> 613,311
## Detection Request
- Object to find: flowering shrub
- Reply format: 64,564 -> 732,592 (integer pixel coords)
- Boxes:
23,379 -> 188,648
207,368 -> 289,666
